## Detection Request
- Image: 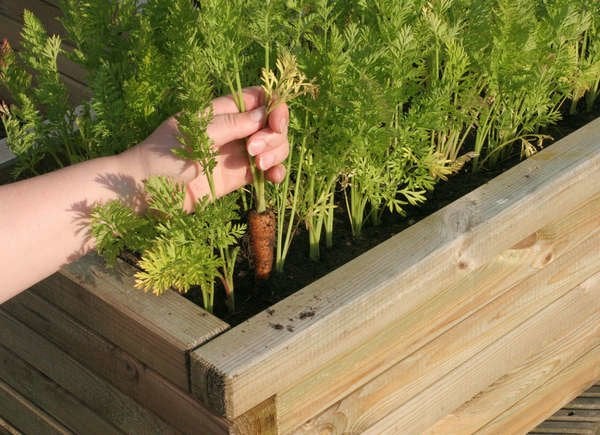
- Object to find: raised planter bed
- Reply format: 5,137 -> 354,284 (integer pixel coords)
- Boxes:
1,117 -> 599,433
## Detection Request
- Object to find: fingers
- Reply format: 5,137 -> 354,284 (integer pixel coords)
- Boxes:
247,127 -> 290,171
207,106 -> 266,145
265,164 -> 286,184
267,101 -> 289,134
211,86 -> 265,115
246,102 -> 290,171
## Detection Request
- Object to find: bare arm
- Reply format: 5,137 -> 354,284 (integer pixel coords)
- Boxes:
0,153 -> 144,299
0,87 -> 289,302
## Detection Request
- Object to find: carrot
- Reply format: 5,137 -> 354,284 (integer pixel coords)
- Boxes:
244,52 -> 316,280
248,209 -> 276,280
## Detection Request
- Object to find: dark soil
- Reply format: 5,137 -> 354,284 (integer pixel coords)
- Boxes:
187,107 -> 600,326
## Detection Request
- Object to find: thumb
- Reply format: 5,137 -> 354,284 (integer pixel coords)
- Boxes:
207,106 -> 266,146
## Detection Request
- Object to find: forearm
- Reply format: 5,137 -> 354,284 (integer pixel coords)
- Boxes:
0,150 -> 144,301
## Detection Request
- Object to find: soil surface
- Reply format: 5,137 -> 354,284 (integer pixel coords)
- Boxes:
190,107 -> 600,326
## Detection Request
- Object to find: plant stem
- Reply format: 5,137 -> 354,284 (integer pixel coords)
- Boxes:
345,178 -> 367,238
275,135 -> 306,273
202,282 -> 214,314
325,189 -> 335,248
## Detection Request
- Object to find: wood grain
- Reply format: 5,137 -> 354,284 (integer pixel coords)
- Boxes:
0,344 -> 119,434
425,319 -> 600,433
0,379 -> 71,435
291,236 -> 600,434
34,252 -> 229,391
231,396 -> 278,435
530,385 -> 600,434
3,289 -> 230,435
361,271 -> 600,434
0,310 -> 177,434
277,193 -> 600,433
478,346 -> 600,434
191,118 -> 600,419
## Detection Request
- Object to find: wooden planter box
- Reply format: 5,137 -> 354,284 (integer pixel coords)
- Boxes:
1,118 -> 600,433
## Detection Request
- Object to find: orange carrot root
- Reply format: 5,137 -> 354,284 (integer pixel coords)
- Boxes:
248,209 -> 276,281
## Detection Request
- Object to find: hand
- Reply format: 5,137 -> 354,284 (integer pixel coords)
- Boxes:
125,87 -> 289,210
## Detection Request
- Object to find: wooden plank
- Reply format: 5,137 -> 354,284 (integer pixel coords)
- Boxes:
0,310 -> 177,434
529,420 -> 600,434
479,346 -> 600,434
3,289 -> 230,435
191,118 -> 600,418
0,0 -> 68,43
424,313 -> 600,433
580,385 -> 600,397
34,252 -> 229,392
0,345 -> 119,434
277,193 -> 600,433
291,236 -> 600,434
547,408 -> 600,422
567,398 -> 600,410
0,379 -> 71,435
360,272 -> 600,435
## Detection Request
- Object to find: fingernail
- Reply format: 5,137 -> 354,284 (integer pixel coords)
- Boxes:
248,140 -> 266,156
250,106 -> 266,122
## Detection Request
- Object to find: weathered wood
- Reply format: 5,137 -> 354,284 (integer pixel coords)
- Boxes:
424,315 -> 600,433
291,238 -> 600,434
478,345 -> 600,434
34,252 -> 229,391
277,192 -> 600,433
581,385 -> 600,398
191,117 -> 600,419
544,408 -> 600,422
0,310 -> 177,434
359,271 -> 600,434
3,289 -> 230,435
0,345 -> 118,434
0,379 -> 71,435
530,420 -> 600,434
